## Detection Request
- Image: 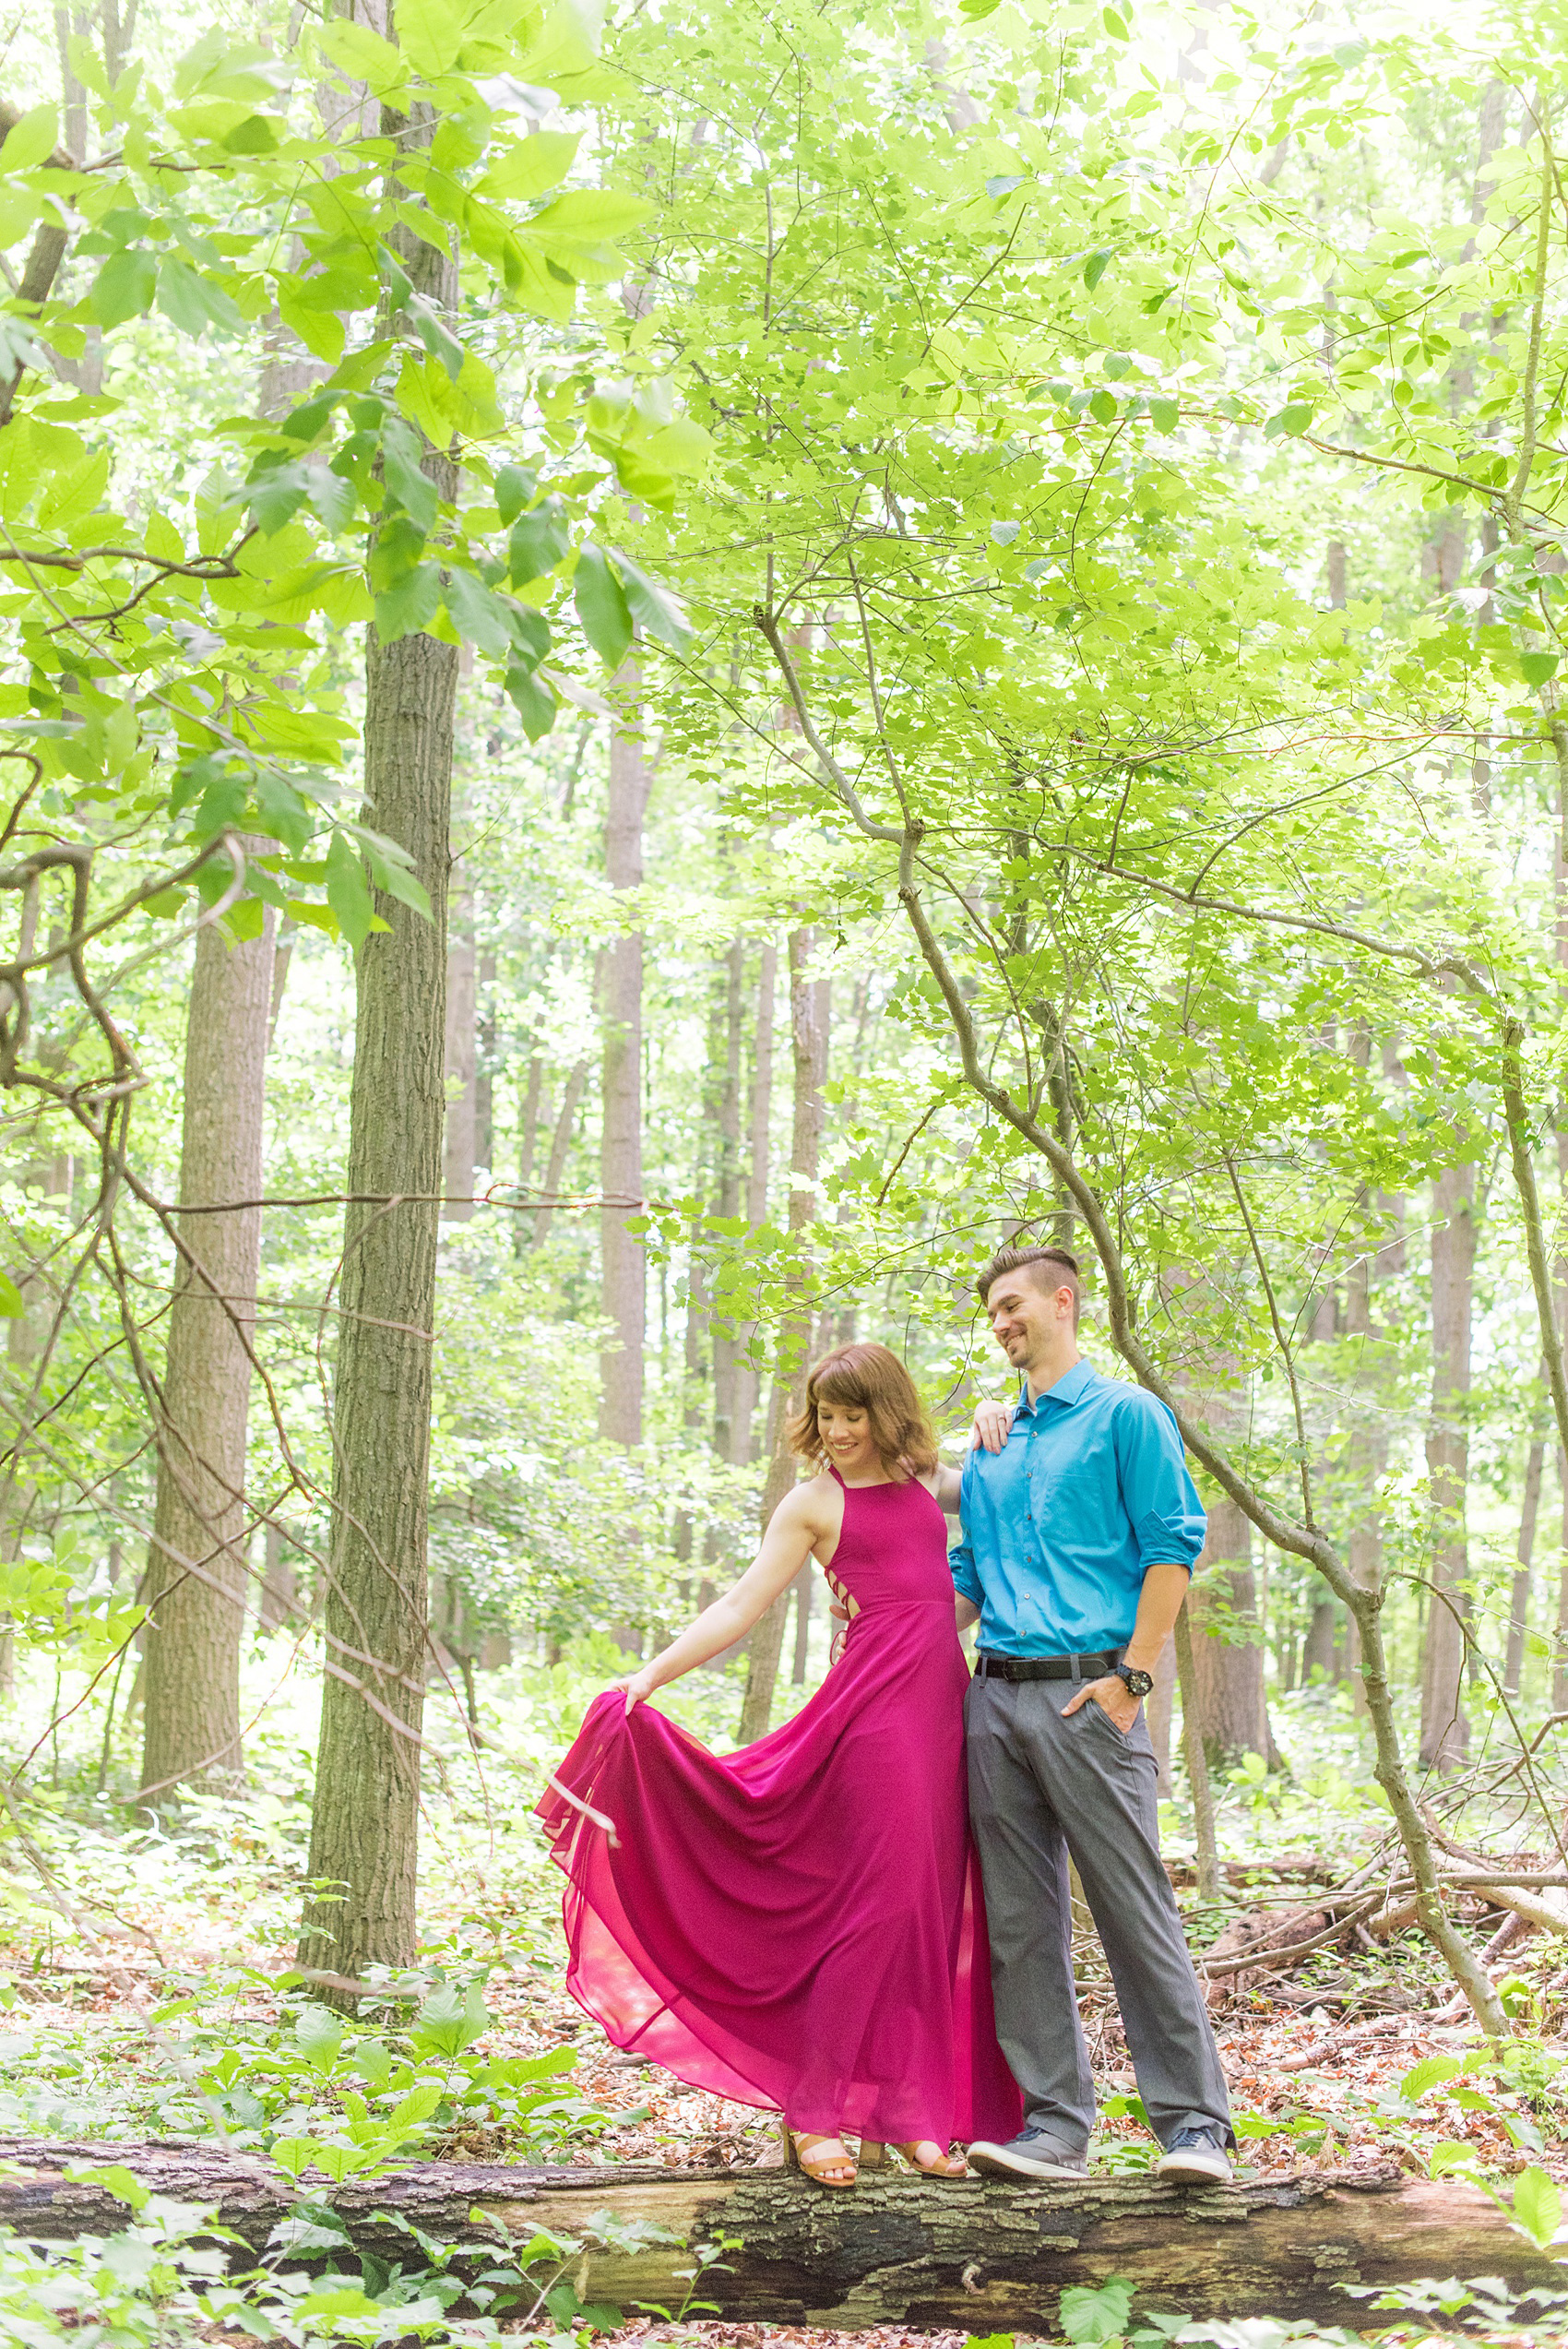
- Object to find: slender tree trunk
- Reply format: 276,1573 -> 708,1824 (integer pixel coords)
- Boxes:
517,1049 -> 544,1198
1505,1431 -> 1544,1697
1173,1597 -> 1218,1899
1187,1497 -> 1276,1769
301,82 -> 457,1987
474,950 -> 495,1175
600,676 -> 651,1447
1146,1630 -> 1176,1778
442,864 -> 476,1222
710,937 -> 745,1460
257,1522 -> 299,1636
790,1564 -> 813,1684
1420,1165 -> 1476,1768
138,901 -> 275,1798
531,1060 -> 588,1246
731,941 -> 777,1461
738,934 -> 826,1742
1343,1170 -> 1389,1710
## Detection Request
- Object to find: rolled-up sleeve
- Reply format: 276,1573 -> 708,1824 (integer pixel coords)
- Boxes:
949,1450 -> 985,1610
1114,1392 -> 1206,1574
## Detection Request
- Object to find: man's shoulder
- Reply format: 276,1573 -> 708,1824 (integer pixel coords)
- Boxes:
1081,1369 -> 1178,1431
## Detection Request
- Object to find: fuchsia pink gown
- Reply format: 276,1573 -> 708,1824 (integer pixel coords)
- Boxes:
537,1468 -> 1022,2147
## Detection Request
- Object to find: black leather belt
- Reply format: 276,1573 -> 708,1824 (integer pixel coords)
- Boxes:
973,1649 -> 1123,1683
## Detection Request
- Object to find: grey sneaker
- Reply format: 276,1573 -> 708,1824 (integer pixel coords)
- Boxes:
1154,2125 -> 1233,2184
966,2128 -> 1089,2181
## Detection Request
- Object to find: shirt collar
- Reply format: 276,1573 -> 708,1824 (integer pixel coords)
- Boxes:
1017,1358 -> 1095,1416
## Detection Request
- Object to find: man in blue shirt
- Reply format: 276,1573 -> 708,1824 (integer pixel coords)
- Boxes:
953,1245 -> 1234,2186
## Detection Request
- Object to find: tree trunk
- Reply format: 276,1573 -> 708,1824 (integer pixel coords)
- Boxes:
0,2142 -> 1552,2333
738,936 -> 826,1743
138,900 -> 275,1799
256,1522 -> 298,1636
442,865 -> 476,1222
1505,1430 -> 1544,1695
790,1561 -> 813,1683
1300,1601 -> 1337,1684
731,941 -> 777,1461
710,936 -> 745,1461
600,675 -> 651,1447
1173,1594 -> 1219,1898
531,1058 -> 588,1246
1186,1498 -> 1273,1769
1342,1165 -> 1390,1708
302,80 -> 457,1986
1146,1629 -> 1176,1779
1420,1164 -> 1475,1768
474,949 -> 495,1176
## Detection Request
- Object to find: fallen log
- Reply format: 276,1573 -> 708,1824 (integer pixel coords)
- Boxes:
0,2138 -> 1558,2330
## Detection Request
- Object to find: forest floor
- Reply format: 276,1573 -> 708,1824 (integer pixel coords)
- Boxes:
0,1652 -> 1564,2341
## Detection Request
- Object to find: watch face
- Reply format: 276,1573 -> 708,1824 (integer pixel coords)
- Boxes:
1121,1667 -> 1154,1698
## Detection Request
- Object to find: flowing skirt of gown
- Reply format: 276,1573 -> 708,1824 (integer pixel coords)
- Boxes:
537,1594 -> 1022,2146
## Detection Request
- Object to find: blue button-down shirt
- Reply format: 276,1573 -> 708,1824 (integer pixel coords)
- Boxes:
949,1359 -> 1206,1655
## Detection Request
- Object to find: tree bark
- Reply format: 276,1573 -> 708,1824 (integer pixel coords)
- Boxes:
474,949 -> 495,1176
442,866 -> 476,1222
738,935 -> 826,1742
531,1058 -> 588,1246
1420,1164 -> 1476,1768
1173,1595 -> 1219,1898
1,2143 -> 1546,2331
302,77 -> 457,1988
600,674 -> 651,1447
731,940 -> 777,1461
139,899 -> 275,1798
1505,1428 -> 1544,1695
1186,1497 -> 1274,1770
257,1521 -> 298,1636
710,936 -> 745,1461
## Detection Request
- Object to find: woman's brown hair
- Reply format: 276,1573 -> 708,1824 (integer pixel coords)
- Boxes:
788,1342 -> 939,1481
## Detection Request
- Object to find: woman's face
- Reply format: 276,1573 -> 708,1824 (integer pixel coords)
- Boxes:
816,1398 -> 879,1475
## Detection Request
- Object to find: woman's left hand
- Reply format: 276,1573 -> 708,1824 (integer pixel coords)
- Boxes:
612,1670 -> 658,1711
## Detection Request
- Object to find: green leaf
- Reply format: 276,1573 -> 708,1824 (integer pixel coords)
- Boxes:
88,248 -> 158,328
0,1274 -> 24,1319
381,420 -> 440,533
1149,396 -> 1180,432
0,106 -> 60,176
268,2136 -> 319,2181
505,663 -> 555,740
1398,2054 -> 1462,2101
1061,2278 -> 1134,2344
325,834 -> 375,948
1520,650 -> 1560,686
386,2079 -> 444,2137
509,499 -> 570,585
529,189 -> 654,240
65,2164 -> 148,2212
1088,388 -> 1117,423
444,566 -> 516,659
1083,249 -> 1111,290
317,18 -> 409,94
613,551 -> 691,651
294,2002 -> 344,2071
474,131 -> 581,201
574,543 -> 633,669
374,561 -> 441,643
494,462 -> 537,525
1513,2164 -> 1562,2250
394,0 -> 463,74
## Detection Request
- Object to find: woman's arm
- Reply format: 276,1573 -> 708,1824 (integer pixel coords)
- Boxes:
930,1461 -> 964,1512
955,1594 -> 980,1631
615,1484 -> 826,1707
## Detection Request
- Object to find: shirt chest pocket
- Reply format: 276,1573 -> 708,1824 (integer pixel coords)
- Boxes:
1029,1450 -> 1103,1532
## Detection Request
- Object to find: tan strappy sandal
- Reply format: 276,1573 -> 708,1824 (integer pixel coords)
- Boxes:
785,2129 -> 860,2188
891,2139 -> 968,2178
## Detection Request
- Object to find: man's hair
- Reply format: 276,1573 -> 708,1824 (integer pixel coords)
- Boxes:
976,1244 -> 1083,1326
789,1341 -> 939,1481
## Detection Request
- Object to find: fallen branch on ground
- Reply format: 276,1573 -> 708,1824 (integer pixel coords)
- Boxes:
0,2140 -> 1557,2330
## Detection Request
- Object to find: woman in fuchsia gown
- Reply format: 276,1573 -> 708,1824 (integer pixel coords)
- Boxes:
538,1342 -> 1021,2188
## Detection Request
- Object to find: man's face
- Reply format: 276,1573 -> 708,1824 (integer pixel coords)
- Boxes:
984,1269 -> 1073,1370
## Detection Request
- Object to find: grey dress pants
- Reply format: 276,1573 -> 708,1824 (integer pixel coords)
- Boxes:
966,1672 -> 1231,2153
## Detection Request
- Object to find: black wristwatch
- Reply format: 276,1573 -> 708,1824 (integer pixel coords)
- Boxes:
1114,1663 -> 1155,1700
